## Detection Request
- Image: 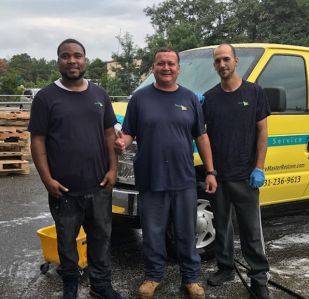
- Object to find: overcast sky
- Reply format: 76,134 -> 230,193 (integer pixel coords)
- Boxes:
0,0 -> 164,62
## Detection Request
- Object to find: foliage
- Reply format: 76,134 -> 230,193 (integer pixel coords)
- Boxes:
110,32 -> 143,95
0,54 -> 108,95
0,0 -> 308,96
141,0 -> 309,72
0,69 -> 21,95
0,59 -> 9,74
105,77 -> 124,97
86,58 -> 106,81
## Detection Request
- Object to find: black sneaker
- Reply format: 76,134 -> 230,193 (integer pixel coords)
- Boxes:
207,269 -> 235,286
250,284 -> 273,299
90,285 -> 122,299
63,278 -> 78,299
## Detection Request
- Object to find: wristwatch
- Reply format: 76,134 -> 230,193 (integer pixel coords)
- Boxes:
206,170 -> 217,177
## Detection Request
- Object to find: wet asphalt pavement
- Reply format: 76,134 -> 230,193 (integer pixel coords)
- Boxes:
0,163 -> 308,299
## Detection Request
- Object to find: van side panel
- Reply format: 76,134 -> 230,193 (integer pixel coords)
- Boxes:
247,46 -> 309,205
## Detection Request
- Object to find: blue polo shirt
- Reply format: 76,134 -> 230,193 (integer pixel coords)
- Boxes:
123,84 -> 206,192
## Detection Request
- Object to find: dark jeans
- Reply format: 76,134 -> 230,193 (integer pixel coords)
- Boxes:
139,188 -> 201,283
212,181 -> 270,286
49,188 -> 112,288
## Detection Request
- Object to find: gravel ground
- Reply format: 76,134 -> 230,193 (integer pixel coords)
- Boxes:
0,163 -> 308,299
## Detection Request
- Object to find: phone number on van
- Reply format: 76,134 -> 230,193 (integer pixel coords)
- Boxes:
263,176 -> 301,187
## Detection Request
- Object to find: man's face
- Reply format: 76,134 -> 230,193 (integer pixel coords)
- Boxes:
213,45 -> 238,80
152,51 -> 180,88
57,43 -> 86,81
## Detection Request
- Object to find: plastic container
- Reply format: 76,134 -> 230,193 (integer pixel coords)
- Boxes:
37,224 -> 87,273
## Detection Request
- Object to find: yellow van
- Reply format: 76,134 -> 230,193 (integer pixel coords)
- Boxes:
112,43 -> 309,254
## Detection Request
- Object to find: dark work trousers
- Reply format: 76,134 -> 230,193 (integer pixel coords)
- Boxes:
139,188 -> 201,284
49,188 -> 112,288
211,180 -> 270,286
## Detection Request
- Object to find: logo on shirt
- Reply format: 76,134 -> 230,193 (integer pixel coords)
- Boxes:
94,101 -> 103,107
238,100 -> 249,107
175,104 -> 188,111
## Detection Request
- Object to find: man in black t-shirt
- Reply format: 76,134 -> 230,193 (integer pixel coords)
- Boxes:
202,44 -> 272,299
115,47 -> 217,299
28,39 -> 122,299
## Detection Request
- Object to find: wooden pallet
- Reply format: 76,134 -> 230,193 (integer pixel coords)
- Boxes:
0,141 -> 30,157
0,159 -> 30,175
0,111 -> 32,169
0,111 -> 30,120
0,140 -> 28,147
0,126 -> 29,141
0,111 -> 30,126
0,151 -> 23,158
0,119 -> 29,126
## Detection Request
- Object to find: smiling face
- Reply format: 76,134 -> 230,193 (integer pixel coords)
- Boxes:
213,44 -> 239,81
152,51 -> 180,91
57,42 -> 86,81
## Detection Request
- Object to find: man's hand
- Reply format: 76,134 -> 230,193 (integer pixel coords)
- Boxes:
205,175 -> 217,193
250,168 -> 265,188
100,169 -> 117,192
44,178 -> 69,198
114,131 -> 127,155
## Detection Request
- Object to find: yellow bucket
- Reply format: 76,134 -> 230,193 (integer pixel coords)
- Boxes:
37,224 -> 87,271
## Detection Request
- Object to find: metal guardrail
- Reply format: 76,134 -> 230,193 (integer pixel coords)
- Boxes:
0,95 -> 32,111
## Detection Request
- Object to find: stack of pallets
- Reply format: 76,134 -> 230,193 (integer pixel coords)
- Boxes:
0,111 -> 31,175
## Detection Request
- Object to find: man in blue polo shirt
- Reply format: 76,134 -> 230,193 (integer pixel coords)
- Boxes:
115,47 -> 217,299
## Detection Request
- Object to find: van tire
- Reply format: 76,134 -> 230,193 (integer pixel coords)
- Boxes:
166,197 -> 216,260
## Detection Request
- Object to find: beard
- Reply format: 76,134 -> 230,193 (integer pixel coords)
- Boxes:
60,70 -> 86,81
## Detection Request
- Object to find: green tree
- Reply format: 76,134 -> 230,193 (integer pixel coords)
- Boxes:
9,53 -> 34,82
105,77 -> 124,97
99,63 -> 109,89
214,0 -> 262,43
0,59 -> 9,74
0,69 -> 21,95
144,0 -> 224,46
137,33 -> 167,76
86,58 -> 107,86
87,58 -> 106,81
258,0 -> 309,45
141,0 -> 226,71
111,32 -> 142,95
143,0 -> 309,55
7,54 -> 58,89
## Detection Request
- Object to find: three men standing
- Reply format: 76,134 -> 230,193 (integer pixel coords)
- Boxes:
30,38 -> 271,299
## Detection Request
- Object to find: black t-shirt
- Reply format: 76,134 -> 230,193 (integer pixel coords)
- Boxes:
202,80 -> 270,181
123,84 -> 206,192
28,81 -> 117,195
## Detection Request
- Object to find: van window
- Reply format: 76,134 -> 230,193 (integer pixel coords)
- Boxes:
137,47 -> 264,93
257,55 -> 307,113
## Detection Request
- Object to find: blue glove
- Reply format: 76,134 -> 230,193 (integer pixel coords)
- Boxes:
195,93 -> 205,104
250,168 -> 265,188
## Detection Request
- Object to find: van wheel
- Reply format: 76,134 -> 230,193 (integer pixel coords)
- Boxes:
166,198 -> 215,260
195,198 -> 215,257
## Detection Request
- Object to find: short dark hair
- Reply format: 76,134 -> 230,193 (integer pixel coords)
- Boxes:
153,47 -> 180,63
57,38 -> 86,56
214,43 -> 236,57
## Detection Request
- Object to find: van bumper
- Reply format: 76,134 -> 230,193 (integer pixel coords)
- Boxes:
112,187 -> 140,227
